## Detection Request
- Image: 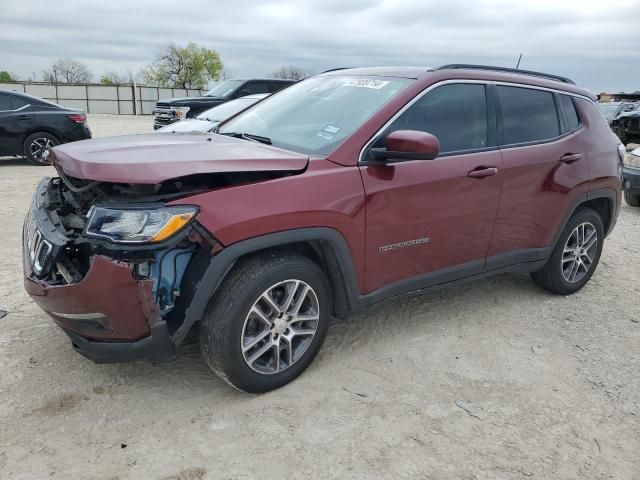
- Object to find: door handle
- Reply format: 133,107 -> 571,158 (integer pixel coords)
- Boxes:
559,153 -> 582,164
467,167 -> 498,179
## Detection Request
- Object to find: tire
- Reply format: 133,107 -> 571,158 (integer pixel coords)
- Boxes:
23,132 -> 60,166
624,191 -> 640,207
531,207 -> 604,295
199,251 -> 331,393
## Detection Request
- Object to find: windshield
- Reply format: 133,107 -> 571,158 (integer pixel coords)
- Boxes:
197,97 -> 262,122
218,75 -> 413,155
598,103 -> 620,114
206,80 -> 244,98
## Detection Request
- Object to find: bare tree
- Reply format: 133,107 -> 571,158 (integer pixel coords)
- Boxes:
43,58 -> 92,83
270,66 -> 312,80
219,66 -> 237,81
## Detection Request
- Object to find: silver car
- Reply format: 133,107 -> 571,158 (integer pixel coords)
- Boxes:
155,94 -> 269,133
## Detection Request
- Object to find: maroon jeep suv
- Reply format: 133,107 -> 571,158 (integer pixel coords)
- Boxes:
23,65 -> 623,392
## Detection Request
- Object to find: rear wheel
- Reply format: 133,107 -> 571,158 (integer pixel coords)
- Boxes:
624,191 -> 640,207
199,252 -> 331,393
532,208 -> 604,295
23,132 -> 59,165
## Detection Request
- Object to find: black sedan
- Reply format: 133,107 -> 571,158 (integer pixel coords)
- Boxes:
0,89 -> 91,165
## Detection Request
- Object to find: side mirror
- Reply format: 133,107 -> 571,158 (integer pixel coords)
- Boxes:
369,130 -> 440,163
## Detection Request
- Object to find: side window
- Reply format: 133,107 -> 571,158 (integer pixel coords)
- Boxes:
559,95 -> 580,132
242,82 -> 269,95
497,86 -> 560,144
379,83 -> 489,154
0,94 -> 12,111
269,82 -> 288,93
10,96 -> 29,110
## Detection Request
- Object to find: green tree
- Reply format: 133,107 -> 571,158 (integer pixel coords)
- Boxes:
0,70 -> 17,82
140,42 -> 223,89
100,71 -> 130,85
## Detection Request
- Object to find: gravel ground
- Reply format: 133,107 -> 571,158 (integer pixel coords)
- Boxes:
0,115 -> 639,479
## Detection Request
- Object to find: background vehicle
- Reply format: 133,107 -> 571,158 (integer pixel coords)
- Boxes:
155,93 -> 269,133
24,65 -> 621,392
598,101 -> 637,124
622,147 -> 640,206
152,79 -> 294,130
0,89 -> 91,165
611,109 -> 640,145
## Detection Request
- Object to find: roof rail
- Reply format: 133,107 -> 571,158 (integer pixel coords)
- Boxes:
320,67 -> 352,74
437,64 -> 575,85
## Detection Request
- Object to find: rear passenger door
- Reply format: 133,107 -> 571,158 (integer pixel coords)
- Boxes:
486,85 -> 589,266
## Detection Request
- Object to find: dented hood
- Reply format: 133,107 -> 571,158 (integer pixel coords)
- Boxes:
52,133 -> 309,184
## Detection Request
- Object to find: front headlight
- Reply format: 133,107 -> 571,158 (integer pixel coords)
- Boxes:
624,148 -> 640,169
85,206 -> 197,243
175,106 -> 190,119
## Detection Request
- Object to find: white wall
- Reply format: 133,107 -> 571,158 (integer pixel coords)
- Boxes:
0,82 -> 207,115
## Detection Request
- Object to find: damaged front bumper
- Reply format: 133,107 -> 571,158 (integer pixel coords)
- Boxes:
24,254 -> 176,363
22,177 -> 214,364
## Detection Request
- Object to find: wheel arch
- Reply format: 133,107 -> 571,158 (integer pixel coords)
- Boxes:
21,128 -> 63,152
173,227 -> 360,346
552,188 -> 618,248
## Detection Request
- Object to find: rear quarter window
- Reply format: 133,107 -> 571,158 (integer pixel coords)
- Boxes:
559,95 -> 580,131
498,86 -> 560,145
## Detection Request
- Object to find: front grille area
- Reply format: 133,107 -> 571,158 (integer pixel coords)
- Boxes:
24,211 -> 53,275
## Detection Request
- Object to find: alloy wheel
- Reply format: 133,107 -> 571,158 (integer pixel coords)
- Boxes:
241,279 -> 320,375
561,222 -> 598,283
29,137 -> 55,163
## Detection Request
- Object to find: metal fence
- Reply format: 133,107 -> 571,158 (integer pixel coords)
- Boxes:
0,82 -> 207,115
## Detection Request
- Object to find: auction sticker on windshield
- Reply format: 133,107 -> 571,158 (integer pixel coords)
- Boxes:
342,79 -> 390,89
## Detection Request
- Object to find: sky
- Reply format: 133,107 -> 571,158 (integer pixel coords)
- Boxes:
0,0 -> 639,92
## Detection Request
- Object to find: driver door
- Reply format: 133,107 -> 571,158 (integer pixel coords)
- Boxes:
359,83 -> 503,294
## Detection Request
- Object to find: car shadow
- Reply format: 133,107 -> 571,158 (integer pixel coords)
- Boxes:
0,156 -> 28,166
78,272 -> 549,398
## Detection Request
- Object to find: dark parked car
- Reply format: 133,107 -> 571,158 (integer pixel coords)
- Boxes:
155,93 -> 269,134
598,101 -> 637,124
0,89 -> 91,165
152,79 -> 294,129
611,108 -> 640,145
24,65 -> 622,392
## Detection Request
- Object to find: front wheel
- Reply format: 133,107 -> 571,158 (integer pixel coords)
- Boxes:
532,207 -> 604,295
200,252 -> 331,393
23,132 -> 60,165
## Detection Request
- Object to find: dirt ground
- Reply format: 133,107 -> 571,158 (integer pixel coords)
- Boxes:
0,114 -> 639,480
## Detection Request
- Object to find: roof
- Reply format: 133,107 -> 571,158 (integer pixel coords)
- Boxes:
227,78 -> 294,83
320,67 -> 426,79
319,65 -> 595,99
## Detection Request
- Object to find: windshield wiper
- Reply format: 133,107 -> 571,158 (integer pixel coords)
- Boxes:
220,132 -> 272,145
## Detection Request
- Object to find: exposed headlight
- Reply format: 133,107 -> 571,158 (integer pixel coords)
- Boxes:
85,206 -> 197,243
175,106 -> 190,119
624,148 -> 640,169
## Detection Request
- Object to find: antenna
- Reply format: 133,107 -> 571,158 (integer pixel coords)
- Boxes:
515,53 -> 523,69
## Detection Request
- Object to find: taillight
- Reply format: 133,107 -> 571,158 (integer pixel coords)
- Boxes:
67,114 -> 86,124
